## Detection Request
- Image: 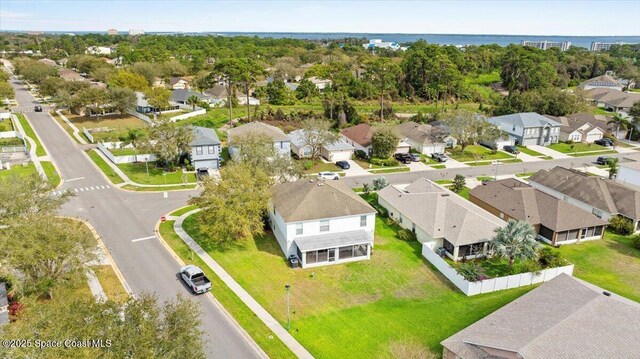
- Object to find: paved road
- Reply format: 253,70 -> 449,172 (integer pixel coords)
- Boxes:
342,152 -> 635,187
9,77 -> 263,359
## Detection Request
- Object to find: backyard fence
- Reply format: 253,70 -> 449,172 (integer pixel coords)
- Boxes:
126,110 -> 152,124
170,108 -> 206,122
83,127 -> 94,143
421,244 -> 574,296
98,141 -> 155,164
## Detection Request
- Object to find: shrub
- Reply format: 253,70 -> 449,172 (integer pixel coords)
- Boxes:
631,235 -> 640,250
372,176 -> 389,190
397,228 -> 416,242
362,183 -> 372,195
457,262 -> 485,282
608,216 -> 635,235
304,160 -> 314,170
566,139 -> 574,145
370,157 -> 398,167
385,217 -> 396,226
513,259 -> 542,274
451,174 -> 466,193
537,247 -> 568,268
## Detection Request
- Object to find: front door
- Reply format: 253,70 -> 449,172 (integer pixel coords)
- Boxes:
328,248 -> 336,262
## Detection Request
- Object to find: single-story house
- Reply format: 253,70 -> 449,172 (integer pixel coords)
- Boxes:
59,68 -> 86,82
168,76 -> 191,90
585,88 -> 640,114
135,91 -> 179,114
227,122 -> 291,158
395,121 -> 455,156
189,126 -> 221,170
0,282 -> 8,326
269,179 -> 376,268
340,123 -> 410,157
378,178 -> 506,261
530,166 -> 640,233
307,76 -> 332,91
171,89 -> 211,105
236,94 -> 261,106
288,129 -> 355,161
469,178 -> 607,246
548,113 -> 606,143
38,58 -> 57,67
441,274 -> 640,359
487,112 -> 561,146
618,154 -> 640,188
578,74 -> 625,91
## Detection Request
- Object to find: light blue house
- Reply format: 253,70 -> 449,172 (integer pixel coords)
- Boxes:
487,112 -> 562,146
190,126 -> 221,170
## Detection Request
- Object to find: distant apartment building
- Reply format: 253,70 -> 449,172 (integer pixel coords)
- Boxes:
107,28 -> 118,36
521,40 -> 571,51
590,41 -> 634,51
362,39 -> 407,51
129,29 -> 145,36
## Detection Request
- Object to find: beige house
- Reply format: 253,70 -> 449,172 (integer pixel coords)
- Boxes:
340,123 -> 410,157
395,121 -> 455,155
547,113 -> 606,143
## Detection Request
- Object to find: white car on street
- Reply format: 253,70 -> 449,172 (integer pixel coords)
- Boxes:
317,171 -> 340,180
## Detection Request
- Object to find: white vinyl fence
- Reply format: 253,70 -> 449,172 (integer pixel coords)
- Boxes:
97,141 -> 155,164
83,127 -> 94,143
170,108 -> 206,122
421,244 -> 574,296
127,110 -> 151,124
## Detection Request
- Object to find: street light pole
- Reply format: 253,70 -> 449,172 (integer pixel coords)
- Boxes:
285,284 -> 291,330
145,158 -> 150,183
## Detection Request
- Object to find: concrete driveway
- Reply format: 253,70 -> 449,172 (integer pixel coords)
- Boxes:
527,145 -> 571,159
342,159 -> 371,177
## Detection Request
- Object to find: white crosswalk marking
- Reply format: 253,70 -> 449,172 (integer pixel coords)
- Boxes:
74,189 -> 78,192
90,186 -> 94,190
79,188 -> 84,192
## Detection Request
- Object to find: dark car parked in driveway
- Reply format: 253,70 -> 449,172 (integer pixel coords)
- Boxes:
394,153 -> 412,164
409,153 -> 421,162
336,160 -> 350,170
503,145 -> 520,154
431,152 -> 448,162
596,156 -> 612,165
594,139 -> 613,147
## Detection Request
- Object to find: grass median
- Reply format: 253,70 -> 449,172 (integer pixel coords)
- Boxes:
16,113 -> 46,156
86,150 -> 125,184
41,161 -> 61,187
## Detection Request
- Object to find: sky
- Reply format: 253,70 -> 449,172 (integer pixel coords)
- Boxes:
1,0 -> 639,36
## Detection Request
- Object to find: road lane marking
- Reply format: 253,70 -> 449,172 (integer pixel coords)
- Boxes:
131,236 -> 157,243
164,191 -> 168,198
66,177 -> 85,182
74,188 -> 78,192
79,188 -> 84,192
90,186 -> 94,190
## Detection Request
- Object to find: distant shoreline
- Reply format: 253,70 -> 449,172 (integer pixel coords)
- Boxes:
2,30 -> 639,48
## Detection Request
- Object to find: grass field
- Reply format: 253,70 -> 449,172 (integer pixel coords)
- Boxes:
0,118 -> 13,132
298,159 -> 342,174
0,137 -> 22,146
516,145 -> 544,157
66,113 -> 149,142
86,150 -> 125,184
158,217 -> 297,359
0,162 -> 37,178
558,232 -> 640,302
117,162 -> 197,185
16,113 -> 46,156
41,161 -> 60,187
447,145 -> 513,162
180,204 -> 533,357
92,265 -> 129,303
50,112 -> 80,143
549,142 -> 609,154
109,147 -> 137,156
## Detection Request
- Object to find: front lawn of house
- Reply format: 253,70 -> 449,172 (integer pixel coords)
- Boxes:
65,113 -> 149,142
516,145 -> 544,157
557,231 -> 640,302
297,158 -> 342,174
548,142 -> 610,154
179,198 -> 533,357
447,145 -> 513,163
0,163 -> 37,178
116,162 -> 197,185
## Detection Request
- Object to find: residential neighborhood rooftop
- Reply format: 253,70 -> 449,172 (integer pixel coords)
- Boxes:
489,112 -> 562,128
227,121 -> 290,142
171,89 -> 210,103
272,179 -> 375,223
579,74 -> 623,89
191,126 -> 221,146
470,178 -> 607,232
530,166 -> 640,221
340,123 -> 373,147
441,274 -> 640,359
396,121 -> 448,145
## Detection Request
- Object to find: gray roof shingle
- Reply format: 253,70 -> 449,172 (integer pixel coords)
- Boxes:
489,112 -> 562,128
190,126 -> 220,146
227,122 -> 290,142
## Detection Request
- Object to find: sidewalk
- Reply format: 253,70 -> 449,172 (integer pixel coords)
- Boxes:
11,114 -> 46,180
173,210 -> 314,359
56,110 -> 88,144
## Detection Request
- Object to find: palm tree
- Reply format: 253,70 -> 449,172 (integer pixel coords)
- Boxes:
607,113 -> 630,140
491,220 -> 539,266
119,128 -> 146,163
186,95 -> 200,111
607,157 -> 619,179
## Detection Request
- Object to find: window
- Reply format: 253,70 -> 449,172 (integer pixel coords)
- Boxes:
280,141 -> 284,149
319,220 -> 330,232
208,145 -> 215,154
296,223 -> 303,235
360,215 -> 367,227
196,146 -> 203,155
339,246 -> 354,259
594,226 -> 603,236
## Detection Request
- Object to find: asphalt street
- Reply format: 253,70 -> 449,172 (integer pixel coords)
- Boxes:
9,77 -> 263,359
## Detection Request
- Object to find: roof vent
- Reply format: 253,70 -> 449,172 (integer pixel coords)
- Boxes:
441,194 -> 450,197
603,291 -> 611,297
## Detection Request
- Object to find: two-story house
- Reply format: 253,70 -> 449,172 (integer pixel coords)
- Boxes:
269,179 -> 377,268
227,122 -> 291,159
190,126 -> 221,170
487,112 -> 561,146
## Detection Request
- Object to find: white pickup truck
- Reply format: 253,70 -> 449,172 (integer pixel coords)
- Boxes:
179,265 -> 212,294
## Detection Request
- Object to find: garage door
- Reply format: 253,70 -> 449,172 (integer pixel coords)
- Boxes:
585,132 -> 602,143
329,150 -> 353,162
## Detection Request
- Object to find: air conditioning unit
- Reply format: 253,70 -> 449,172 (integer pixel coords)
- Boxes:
436,247 -> 447,257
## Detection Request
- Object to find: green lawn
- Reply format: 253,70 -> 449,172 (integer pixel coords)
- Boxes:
0,118 -> 13,132
298,159 -> 342,174
570,150 -> 617,157
558,232 -> 640,302
431,164 -> 446,169
447,145 -> 513,162
41,161 -> 60,187
92,265 -> 129,303
120,184 -> 198,192
466,158 -> 522,166
548,142 -> 609,154
0,162 -> 37,178
0,137 -> 23,146
158,218 -> 297,359
66,113 -> 149,142
109,147 -> 137,156
16,113 -> 46,156
180,202 -> 533,357
86,150 -> 125,184
369,167 -> 411,174
515,172 -> 536,178
516,145 -> 544,157
117,162 -> 197,185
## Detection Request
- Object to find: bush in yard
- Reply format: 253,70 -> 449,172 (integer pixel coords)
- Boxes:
537,247 -> 568,268
372,176 -> 389,190
363,183 -> 372,195
631,235 -> 640,251
513,259 -> 542,275
451,174 -> 466,193
457,262 -> 485,282
370,157 -> 398,167
397,228 -> 416,242
304,160 -> 314,170
608,215 -> 635,235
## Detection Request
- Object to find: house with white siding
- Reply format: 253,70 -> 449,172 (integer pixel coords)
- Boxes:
341,123 -> 410,157
395,121 -> 455,155
269,179 -> 376,268
487,113 -> 561,146
227,122 -> 291,158
288,129 -> 354,161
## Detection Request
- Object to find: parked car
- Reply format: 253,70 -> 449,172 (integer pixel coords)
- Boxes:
409,153 -> 421,162
336,160 -> 350,170
318,171 -> 340,180
394,153 -> 412,164
431,152 -> 449,162
288,255 -> 300,268
596,156 -> 612,165
179,265 -> 212,294
503,145 -> 520,154
34,105 -> 42,112
196,167 -> 209,180
594,139 -> 613,147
